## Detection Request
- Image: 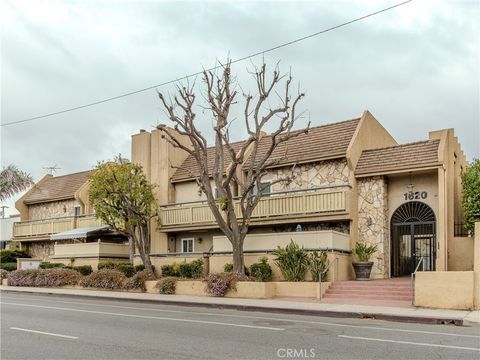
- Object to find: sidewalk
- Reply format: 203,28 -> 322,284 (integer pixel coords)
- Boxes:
1,285 -> 479,326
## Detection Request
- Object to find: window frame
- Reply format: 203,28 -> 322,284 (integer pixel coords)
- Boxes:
181,238 -> 195,253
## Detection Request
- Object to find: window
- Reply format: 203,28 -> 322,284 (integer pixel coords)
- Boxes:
74,205 -> 81,217
182,238 -> 194,253
251,182 -> 271,196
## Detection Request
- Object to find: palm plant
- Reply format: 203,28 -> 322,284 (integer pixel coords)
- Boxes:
352,242 -> 377,262
0,165 -> 34,202
272,240 -> 309,281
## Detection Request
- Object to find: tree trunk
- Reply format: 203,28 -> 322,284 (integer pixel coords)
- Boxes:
232,239 -> 245,274
137,223 -> 154,273
128,236 -> 135,264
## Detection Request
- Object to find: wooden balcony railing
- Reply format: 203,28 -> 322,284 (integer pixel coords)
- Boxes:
159,186 -> 351,230
12,214 -> 103,239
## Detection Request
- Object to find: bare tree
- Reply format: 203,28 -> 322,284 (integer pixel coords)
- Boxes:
157,62 -> 309,274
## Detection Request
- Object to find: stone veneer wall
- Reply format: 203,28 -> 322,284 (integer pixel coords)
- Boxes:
29,199 -> 79,220
269,159 -> 350,191
27,240 -> 78,260
357,176 -> 389,279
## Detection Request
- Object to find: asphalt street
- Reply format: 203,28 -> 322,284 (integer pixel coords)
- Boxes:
1,292 -> 479,360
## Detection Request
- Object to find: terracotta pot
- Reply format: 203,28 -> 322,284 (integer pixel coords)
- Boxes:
352,262 -> 374,280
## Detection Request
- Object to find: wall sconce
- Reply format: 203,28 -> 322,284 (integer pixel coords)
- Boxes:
198,237 -> 203,244
63,205 -> 67,213
197,188 -> 203,197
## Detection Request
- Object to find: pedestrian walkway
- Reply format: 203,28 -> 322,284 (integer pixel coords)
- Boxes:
2,285 -> 479,325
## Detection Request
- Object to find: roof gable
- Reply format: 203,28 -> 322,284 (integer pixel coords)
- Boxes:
355,140 -> 441,176
24,170 -> 92,204
171,117 -> 361,182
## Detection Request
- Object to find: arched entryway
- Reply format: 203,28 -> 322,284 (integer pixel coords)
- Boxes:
390,201 -> 436,277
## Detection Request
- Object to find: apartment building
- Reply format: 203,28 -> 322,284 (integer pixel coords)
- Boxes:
132,110 -> 472,279
12,171 -> 128,265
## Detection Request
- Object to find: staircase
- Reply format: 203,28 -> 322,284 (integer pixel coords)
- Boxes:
322,277 -> 412,307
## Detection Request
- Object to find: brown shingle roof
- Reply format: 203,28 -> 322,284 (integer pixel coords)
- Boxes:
171,141 -> 246,182
244,118 -> 361,170
24,170 -> 92,204
355,140 -> 440,176
171,118 -> 361,182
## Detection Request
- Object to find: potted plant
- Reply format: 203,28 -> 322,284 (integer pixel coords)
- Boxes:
352,242 -> 377,280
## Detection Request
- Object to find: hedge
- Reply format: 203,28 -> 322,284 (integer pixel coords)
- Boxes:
7,269 -> 82,287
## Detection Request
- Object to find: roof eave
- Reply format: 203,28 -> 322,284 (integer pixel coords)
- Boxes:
354,163 -> 442,178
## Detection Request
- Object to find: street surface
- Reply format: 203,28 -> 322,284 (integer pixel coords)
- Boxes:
1,292 -> 479,359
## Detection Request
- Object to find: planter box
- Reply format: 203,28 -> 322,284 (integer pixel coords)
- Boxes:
225,282 -> 275,299
145,280 -> 331,299
273,281 -> 331,298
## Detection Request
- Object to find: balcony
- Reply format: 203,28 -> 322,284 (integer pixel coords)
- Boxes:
12,215 -> 104,240
53,242 -> 129,259
159,186 -> 352,231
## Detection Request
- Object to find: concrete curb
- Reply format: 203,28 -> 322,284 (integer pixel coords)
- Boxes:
1,288 -> 464,326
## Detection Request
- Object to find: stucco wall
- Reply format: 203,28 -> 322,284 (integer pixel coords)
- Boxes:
28,199 -> 80,220
415,271 -> 475,310
387,172 -> 439,221
448,236 -> 474,271
212,230 -> 350,252
357,176 -> 389,279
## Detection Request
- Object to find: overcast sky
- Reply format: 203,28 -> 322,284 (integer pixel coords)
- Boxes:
1,0 -> 478,215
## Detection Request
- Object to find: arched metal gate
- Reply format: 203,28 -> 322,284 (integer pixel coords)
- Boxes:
391,201 -> 436,277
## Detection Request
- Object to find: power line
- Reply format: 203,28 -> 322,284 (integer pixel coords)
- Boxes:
1,0 -> 412,128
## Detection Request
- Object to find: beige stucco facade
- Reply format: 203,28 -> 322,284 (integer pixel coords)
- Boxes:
126,111 -> 471,281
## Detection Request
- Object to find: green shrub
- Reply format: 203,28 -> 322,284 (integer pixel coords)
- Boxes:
39,262 -> 65,269
272,240 -> 309,281
97,261 -> 122,270
161,264 -> 178,277
204,272 -> 250,297
135,264 -> 145,272
1,269 -> 8,279
249,257 -> 273,282
72,265 -> 93,276
0,249 -> 30,263
8,269 -> 82,287
352,242 -> 377,262
222,262 -> 250,275
0,262 -> 17,271
189,259 -> 204,279
80,269 -> 127,289
309,251 -> 329,282
223,263 -> 233,272
116,263 -> 136,277
178,259 -> 204,279
124,270 -> 156,291
156,277 -> 177,294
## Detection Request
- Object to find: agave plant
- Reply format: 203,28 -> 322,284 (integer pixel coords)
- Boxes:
0,164 -> 34,202
352,242 -> 377,262
272,240 -> 309,282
